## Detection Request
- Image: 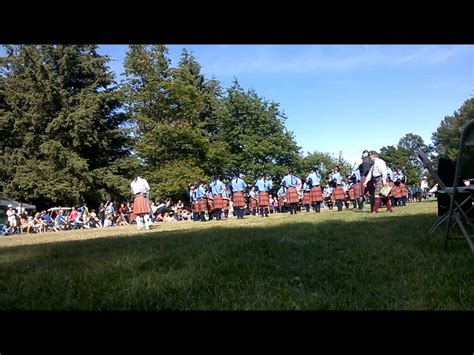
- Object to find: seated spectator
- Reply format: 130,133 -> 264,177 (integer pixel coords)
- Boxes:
2,222 -> 14,236
104,212 -> 113,227
19,214 -> 30,234
68,206 -> 79,229
116,214 -> 129,226
55,210 -> 68,230
163,213 -> 174,222
41,211 -> 58,232
88,209 -> 101,228
156,201 -> 166,214
181,209 -> 191,221
33,212 -> 46,233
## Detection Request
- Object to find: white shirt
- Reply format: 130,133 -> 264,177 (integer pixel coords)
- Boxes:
420,180 -> 429,189
366,157 -> 388,184
131,177 -> 150,195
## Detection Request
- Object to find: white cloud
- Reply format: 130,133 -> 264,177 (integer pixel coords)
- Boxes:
197,45 -> 473,77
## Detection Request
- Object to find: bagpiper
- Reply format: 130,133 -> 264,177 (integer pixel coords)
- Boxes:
307,167 -> 323,213
231,171 -> 247,219
209,176 -> 225,220
255,173 -> 272,217
281,169 -> 299,215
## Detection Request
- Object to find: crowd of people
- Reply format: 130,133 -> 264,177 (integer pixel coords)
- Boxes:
2,150 -> 438,236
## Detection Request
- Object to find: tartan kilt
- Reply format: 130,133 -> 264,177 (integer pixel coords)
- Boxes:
207,198 -> 214,210
192,201 -> 199,213
392,186 -> 402,198
250,197 -> 258,209
303,191 -> 311,205
133,194 -> 151,215
232,192 -> 246,208
222,198 -> 230,211
286,187 -> 299,204
213,195 -> 224,209
348,188 -> 356,200
310,186 -> 323,202
197,198 -> 208,212
353,183 -> 361,199
333,186 -> 345,200
373,177 -> 384,196
258,192 -> 270,207
278,196 -> 285,206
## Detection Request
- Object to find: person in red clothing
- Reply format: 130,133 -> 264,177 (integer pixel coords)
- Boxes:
68,206 -> 79,229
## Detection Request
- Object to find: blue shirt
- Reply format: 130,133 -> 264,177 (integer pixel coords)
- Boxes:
210,180 -> 225,196
323,186 -> 333,195
307,172 -> 321,186
41,214 -> 53,224
195,186 -> 206,199
231,178 -> 247,192
255,178 -> 272,192
281,174 -> 297,188
303,182 -> 311,192
277,186 -> 286,196
386,167 -> 393,181
351,169 -> 361,181
249,190 -> 258,198
222,190 -> 230,198
2,224 -> 10,236
331,172 -> 343,185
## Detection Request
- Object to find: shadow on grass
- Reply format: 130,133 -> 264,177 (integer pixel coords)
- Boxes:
1,212 -> 474,310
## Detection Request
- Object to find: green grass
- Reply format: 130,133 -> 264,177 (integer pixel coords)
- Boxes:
1,202 -> 474,310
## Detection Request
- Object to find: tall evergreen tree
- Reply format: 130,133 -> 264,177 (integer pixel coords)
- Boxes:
0,45 -> 131,207
122,46 -> 225,201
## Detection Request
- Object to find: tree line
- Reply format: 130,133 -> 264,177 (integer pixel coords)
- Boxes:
0,45 -> 471,209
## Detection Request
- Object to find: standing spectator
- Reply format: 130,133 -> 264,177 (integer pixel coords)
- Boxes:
98,202 -> 106,227
420,176 -> 429,200
6,204 -> 17,233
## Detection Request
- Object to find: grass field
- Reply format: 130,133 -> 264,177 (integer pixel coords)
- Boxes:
1,201 -> 474,310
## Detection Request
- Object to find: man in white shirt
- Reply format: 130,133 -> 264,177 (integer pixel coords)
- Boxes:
130,175 -> 152,230
420,176 -> 429,199
6,204 -> 17,229
363,151 -> 393,213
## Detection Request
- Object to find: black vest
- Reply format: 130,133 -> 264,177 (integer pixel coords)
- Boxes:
359,156 -> 373,177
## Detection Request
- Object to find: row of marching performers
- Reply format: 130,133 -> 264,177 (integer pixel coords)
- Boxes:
188,167 -> 363,222
188,172 -> 273,222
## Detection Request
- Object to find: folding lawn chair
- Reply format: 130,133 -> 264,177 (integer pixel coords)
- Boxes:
443,120 -> 474,254
416,148 -> 473,237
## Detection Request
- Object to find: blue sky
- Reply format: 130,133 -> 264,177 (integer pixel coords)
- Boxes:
3,45 -> 473,166
97,45 -> 473,167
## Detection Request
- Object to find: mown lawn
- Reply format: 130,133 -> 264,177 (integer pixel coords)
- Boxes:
1,201 -> 473,310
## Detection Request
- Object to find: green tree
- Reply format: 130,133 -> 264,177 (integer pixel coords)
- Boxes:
432,98 -> 474,177
380,145 -> 418,185
298,151 -> 338,184
122,46 -> 229,201
218,80 -> 302,184
397,133 -> 433,179
0,45 -> 131,208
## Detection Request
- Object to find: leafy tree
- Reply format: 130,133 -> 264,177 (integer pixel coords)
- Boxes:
432,98 -> 474,177
298,151 -> 338,184
0,45 -> 131,208
397,133 -> 433,179
122,46 -> 230,201
218,80 -> 302,185
380,145 -> 418,185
